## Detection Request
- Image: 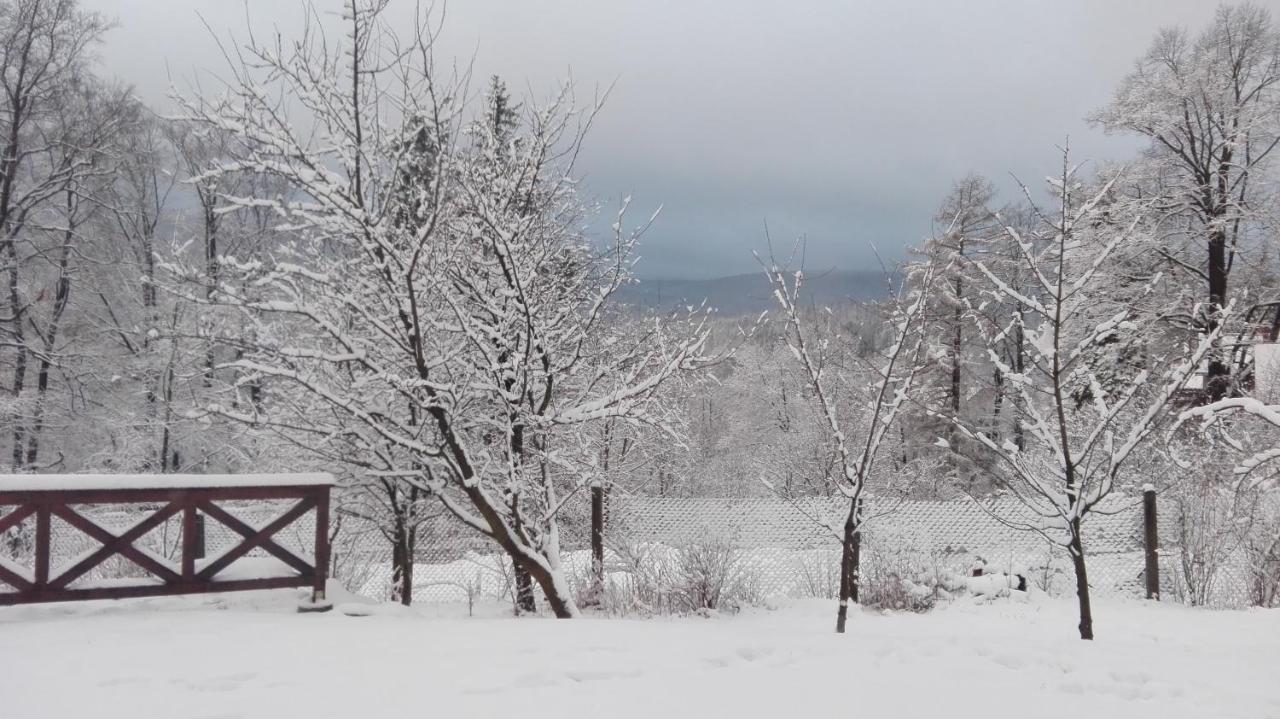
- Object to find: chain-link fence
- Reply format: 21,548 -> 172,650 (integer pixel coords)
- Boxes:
331,493 -> 1261,610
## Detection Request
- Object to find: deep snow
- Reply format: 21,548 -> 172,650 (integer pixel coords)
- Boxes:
0,590 -> 1276,719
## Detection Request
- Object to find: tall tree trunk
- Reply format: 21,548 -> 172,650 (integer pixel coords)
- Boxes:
513,560 -> 536,613
428,402 -> 577,618
948,290 -> 963,476
508,420 -> 538,615
1205,222 -> 1230,401
24,189 -> 76,468
23,357 -> 52,468
453,479 -> 576,618
585,422 -> 624,608
0,18 -> 49,473
588,481 -> 605,605
382,475 -> 421,606
7,229 -> 26,469
1013,316 -> 1026,451
158,306 -> 181,472
835,499 -> 863,633
1068,520 -> 1094,640
991,366 -> 1004,445
520,554 -> 572,618
591,482 -> 605,581
390,512 -> 414,606
1203,150 -> 1233,401
202,200 -> 218,386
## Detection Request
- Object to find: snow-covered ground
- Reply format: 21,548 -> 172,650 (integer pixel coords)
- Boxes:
1,589 -> 1276,719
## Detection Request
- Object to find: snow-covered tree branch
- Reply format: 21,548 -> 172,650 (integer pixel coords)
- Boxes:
157,0 -> 715,617
760,249 -> 934,632
931,148 -> 1228,639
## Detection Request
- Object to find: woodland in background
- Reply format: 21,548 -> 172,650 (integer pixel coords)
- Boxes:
1,0 -> 1279,631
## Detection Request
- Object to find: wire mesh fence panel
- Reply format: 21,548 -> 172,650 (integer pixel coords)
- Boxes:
331,494 -> 1258,610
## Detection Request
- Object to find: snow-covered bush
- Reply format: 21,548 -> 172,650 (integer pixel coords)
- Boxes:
1243,495 -> 1280,607
602,535 -> 762,615
859,531 -> 968,612
1168,484 -> 1240,606
602,541 -> 680,615
964,571 -> 1029,601
670,532 -> 762,613
861,572 -> 940,612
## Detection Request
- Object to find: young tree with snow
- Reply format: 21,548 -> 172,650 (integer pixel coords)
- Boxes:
761,252 -> 934,633
912,175 -> 1000,486
942,149 -> 1226,639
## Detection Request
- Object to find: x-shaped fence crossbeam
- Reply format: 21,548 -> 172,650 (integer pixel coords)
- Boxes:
0,483 -> 330,605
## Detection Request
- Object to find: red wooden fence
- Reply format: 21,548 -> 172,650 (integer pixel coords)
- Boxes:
0,474 -> 332,606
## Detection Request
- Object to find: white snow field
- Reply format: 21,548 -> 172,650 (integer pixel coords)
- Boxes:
1,589 -> 1276,719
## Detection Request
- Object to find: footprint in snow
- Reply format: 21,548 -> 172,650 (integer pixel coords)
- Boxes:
564,669 -> 643,683
97,676 -> 148,687
171,672 -> 258,693
735,646 -> 774,662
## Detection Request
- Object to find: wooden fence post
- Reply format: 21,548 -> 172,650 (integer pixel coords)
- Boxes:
1143,484 -> 1160,600
34,504 -> 50,589
312,487 -> 330,603
182,504 -> 197,581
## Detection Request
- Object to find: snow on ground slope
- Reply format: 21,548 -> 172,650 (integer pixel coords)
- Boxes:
0,591 -> 1276,719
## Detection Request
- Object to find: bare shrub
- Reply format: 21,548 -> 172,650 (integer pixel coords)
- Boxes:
794,549 -> 841,599
862,572 -> 935,612
1025,548 -> 1073,596
1170,483 -> 1240,606
859,529 -> 967,612
1241,494 -> 1280,608
604,532 -> 762,615
1233,491 -> 1280,608
603,541 -> 680,615
671,533 -> 761,613
421,571 -> 486,616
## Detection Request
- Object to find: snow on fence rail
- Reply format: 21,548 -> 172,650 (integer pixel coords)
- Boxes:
0,474 -> 332,606
0,473 -> 335,492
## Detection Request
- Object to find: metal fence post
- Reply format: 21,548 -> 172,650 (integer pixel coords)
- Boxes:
1143,484 -> 1160,600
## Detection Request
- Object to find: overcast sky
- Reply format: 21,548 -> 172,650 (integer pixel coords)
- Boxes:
81,0 -> 1252,278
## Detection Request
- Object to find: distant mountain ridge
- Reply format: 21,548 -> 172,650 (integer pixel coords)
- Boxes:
615,269 -> 892,316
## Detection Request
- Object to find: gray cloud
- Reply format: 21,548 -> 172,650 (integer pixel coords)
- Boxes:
82,0 -> 1242,277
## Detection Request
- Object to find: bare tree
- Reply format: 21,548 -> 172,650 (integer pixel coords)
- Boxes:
943,149 -> 1224,639
761,250 -> 934,633
1093,3 -> 1280,399
0,0 -> 110,469
162,0 -> 714,617
913,175 -> 999,485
